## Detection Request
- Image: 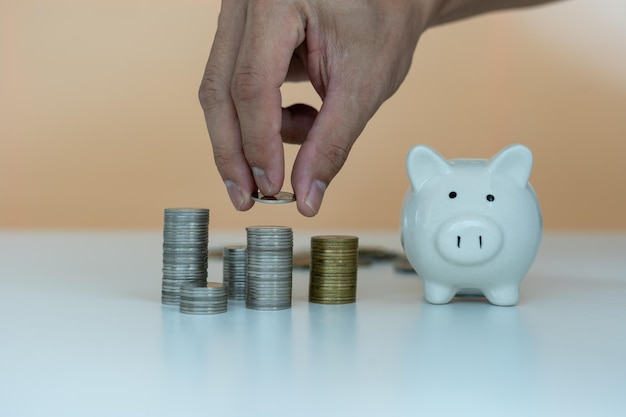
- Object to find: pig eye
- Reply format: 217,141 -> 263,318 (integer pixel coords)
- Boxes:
486,194 -> 495,202
449,192 -> 457,199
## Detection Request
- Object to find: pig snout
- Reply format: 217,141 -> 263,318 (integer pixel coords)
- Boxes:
435,216 -> 503,266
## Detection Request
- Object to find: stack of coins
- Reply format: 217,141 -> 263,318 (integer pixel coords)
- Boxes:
309,235 -> 359,304
223,245 -> 247,300
161,208 -> 209,305
179,282 -> 227,315
245,226 -> 293,311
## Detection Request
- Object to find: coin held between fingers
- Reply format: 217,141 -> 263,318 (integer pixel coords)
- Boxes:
251,191 -> 296,204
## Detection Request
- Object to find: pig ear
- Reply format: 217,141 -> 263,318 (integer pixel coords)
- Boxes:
488,144 -> 533,186
406,145 -> 451,191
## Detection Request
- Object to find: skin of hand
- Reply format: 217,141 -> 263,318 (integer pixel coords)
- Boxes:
199,0 -> 556,217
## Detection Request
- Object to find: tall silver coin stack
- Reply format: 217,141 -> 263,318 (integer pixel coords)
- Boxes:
179,282 -> 227,315
245,226 -> 293,311
223,245 -> 247,300
161,208 -> 209,305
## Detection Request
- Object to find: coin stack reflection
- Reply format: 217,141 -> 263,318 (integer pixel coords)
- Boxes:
161,208 -> 209,305
179,282 -> 227,314
309,235 -> 359,304
245,226 -> 293,310
223,245 -> 247,300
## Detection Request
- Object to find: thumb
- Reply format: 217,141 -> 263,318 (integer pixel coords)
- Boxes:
291,88 -> 373,217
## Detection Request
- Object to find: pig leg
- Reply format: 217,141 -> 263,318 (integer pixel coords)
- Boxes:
423,281 -> 456,304
483,285 -> 520,306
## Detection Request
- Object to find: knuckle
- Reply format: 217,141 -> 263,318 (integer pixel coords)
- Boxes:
198,67 -> 230,112
230,67 -> 266,103
318,142 -> 350,177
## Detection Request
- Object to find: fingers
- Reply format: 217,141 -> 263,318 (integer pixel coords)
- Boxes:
199,1 -> 254,210
202,1 -> 410,216
291,88 -> 372,217
200,1 -> 307,210
231,2 -> 306,196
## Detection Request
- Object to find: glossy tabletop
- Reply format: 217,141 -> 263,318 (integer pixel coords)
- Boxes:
1,231 -> 625,417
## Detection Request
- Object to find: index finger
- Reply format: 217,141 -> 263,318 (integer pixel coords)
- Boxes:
230,2 -> 307,196
199,1 -> 255,211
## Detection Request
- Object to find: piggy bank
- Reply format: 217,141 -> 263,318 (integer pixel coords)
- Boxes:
400,144 -> 542,306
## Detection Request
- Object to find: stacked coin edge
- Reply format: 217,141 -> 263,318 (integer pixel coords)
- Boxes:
161,208 -> 210,306
246,226 -> 293,311
223,245 -> 247,300
309,235 -> 359,304
179,282 -> 227,315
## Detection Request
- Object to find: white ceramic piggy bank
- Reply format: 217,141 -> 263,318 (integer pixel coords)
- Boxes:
401,144 -> 542,306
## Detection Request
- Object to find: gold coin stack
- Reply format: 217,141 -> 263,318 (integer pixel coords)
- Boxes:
309,235 -> 359,304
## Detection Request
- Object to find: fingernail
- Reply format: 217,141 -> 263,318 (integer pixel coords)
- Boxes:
224,180 -> 246,210
305,180 -> 327,216
251,167 -> 274,194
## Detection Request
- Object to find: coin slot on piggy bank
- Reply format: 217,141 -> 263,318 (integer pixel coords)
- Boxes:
400,144 -> 542,306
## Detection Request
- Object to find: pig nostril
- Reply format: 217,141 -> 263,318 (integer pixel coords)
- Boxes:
457,236 -> 461,248
479,235 -> 483,248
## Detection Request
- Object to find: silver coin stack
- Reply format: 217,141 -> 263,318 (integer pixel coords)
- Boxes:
179,282 -> 227,315
223,245 -> 247,300
245,226 -> 293,311
161,208 -> 209,305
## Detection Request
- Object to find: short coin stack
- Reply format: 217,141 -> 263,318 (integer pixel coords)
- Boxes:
161,208 -> 209,305
179,282 -> 227,315
223,245 -> 247,300
309,235 -> 359,304
245,226 -> 293,311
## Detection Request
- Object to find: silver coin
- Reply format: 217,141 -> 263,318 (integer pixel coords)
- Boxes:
246,301 -> 291,307
180,307 -> 227,315
246,225 -> 292,231
180,301 -> 228,308
251,191 -> 295,204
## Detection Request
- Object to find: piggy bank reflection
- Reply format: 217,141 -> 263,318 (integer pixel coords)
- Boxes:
400,144 -> 542,306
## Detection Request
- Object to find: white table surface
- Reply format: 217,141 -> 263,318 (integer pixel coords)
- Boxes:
1,231 -> 625,417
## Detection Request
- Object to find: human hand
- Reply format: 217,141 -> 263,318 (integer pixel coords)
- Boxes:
199,0 -> 433,216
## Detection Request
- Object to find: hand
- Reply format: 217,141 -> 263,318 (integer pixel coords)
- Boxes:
199,0 -> 433,216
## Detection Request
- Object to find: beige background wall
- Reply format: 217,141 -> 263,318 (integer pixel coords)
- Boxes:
1,0 -> 625,231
